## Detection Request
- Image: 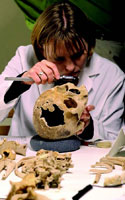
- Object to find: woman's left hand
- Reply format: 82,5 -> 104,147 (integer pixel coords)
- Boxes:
76,105 -> 95,135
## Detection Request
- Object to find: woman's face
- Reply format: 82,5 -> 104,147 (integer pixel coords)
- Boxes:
43,41 -> 88,77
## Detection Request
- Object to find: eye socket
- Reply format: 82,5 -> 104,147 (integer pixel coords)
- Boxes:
69,89 -> 80,94
64,98 -> 77,108
40,104 -> 64,126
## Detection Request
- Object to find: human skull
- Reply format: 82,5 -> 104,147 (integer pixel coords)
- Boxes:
33,83 -> 88,140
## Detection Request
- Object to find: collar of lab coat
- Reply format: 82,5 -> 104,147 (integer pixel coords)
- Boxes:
78,52 -> 100,93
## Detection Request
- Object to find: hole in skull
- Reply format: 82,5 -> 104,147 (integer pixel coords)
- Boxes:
65,85 -> 69,91
69,89 -> 80,94
3,151 -> 9,157
77,120 -> 81,126
40,104 -> 64,126
64,98 -> 77,108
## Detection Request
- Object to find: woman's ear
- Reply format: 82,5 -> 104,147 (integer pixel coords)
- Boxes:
89,47 -> 94,57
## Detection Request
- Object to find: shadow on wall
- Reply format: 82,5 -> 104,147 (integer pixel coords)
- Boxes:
0,0 -> 31,73
95,40 -> 125,73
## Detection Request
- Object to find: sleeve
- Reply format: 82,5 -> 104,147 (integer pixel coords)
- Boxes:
4,73 -> 31,104
94,76 -> 125,140
0,47 -> 28,122
0,77 -> 18,122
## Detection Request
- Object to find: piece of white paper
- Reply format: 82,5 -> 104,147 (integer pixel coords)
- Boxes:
107,129 -> 125,157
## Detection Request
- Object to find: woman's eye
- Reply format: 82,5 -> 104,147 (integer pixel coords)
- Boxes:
55,57 -> 65,62
71,51 -> 84,60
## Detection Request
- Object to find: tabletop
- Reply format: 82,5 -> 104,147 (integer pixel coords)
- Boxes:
0,136 -> 125,200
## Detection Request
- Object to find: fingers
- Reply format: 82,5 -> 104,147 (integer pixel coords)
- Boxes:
80,105 -> 94,120
80,105 -> 94,122
86,105 -> 95,112
76,105 -> 95,135
22,60 -> 60,85
42,60 -> 60,80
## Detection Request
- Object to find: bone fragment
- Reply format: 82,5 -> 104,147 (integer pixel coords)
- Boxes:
0,138 -> 27,156
15,149 -> 73,189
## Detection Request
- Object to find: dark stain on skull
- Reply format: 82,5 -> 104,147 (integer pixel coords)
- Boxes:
40,104 -> 65,126
59,130 -> 71,137
83,95 -> 88,98
64,98 -> 77,108
69,89 -> 80,94
65,85 -> 69,91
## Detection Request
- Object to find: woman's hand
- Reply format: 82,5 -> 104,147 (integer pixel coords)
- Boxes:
22,60 -> 60,85
76,105 -> 95,135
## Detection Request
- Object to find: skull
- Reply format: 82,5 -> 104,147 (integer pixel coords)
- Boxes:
33,83 -> 88,140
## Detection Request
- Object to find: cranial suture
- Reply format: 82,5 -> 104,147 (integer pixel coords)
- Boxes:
33,83 -> 88,139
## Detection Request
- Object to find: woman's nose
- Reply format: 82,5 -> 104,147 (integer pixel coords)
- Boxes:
65,61 -> 75,72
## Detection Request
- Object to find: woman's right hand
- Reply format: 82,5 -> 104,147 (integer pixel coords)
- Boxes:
22,59 -> 60,85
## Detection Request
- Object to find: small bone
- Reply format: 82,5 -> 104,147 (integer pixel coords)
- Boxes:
0,139 -> 27,156
90,155 -> 125,184
93,173 -> 101,184
2,159 -> 16,180
0,160 -> 5,172
6,173 -> 51,200
15,149 -> 73,189
90,163 -> 113,174
104,175 -> 122,186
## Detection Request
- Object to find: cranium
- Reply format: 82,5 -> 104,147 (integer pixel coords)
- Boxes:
33,83 -> 88,139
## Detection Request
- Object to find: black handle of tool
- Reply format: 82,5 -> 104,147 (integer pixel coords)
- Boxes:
72,184 -> 93,200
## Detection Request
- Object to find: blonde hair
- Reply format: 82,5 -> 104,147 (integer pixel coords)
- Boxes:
31,1 -> 96,61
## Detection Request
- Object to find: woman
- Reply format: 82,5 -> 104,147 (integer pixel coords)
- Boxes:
0,1 -> 124,144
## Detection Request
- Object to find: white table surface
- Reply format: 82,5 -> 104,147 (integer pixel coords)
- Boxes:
0,137 -> 125,200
